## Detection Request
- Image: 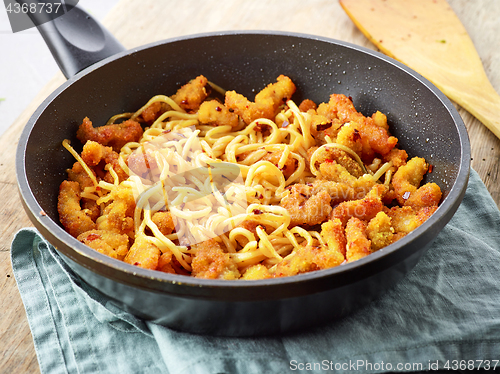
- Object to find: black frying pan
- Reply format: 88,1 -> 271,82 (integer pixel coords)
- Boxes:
16,4 -> 470,336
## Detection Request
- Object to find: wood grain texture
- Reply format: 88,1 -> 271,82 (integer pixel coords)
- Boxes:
340,0 -> 500,140
1,0 -> 498,372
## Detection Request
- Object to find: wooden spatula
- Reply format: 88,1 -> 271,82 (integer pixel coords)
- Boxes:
340,0 -> 500,140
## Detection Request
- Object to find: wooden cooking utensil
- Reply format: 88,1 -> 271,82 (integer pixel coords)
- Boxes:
339,0 -> 500,140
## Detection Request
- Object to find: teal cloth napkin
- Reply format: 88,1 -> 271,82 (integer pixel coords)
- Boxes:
11,169 -> 500,374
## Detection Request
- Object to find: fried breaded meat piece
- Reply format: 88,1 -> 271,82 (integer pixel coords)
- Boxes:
171,75 -> 209,112
225,75 -> 296,124
76,117 -> 143,152
191,239 -> 240,280
58,180 -> 97,238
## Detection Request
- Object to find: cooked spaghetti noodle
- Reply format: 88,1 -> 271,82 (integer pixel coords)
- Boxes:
57,75 -> 442,280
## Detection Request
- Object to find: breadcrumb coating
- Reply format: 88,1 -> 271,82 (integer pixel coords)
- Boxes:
151,211 -> 176,236
191,239 -> 240,280
58,180 -> 97,237
241,264 -> 272,280
77,229 -> 129,260
171,75 -> 209,112
81,140 -> 128,183
321,219 -> 347,256
225,75 -> 296,124
77,117 -> 143,153
198,100 -> 239,127
124,235 -> 161,270
97,188 -> 135,238
274,241 -> 344,277
331,184 -> 387,226
392,156 -> 428,205
345,217 -> 372,262
280,184 -> 332,226
366,211 -> 394,250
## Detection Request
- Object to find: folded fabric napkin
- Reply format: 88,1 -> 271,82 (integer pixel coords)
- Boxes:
11,169 -> 500,374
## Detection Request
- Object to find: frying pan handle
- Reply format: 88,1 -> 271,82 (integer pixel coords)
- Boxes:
16,0 -> 125,78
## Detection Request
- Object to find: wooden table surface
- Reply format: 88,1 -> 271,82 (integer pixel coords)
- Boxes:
1,0 -> 499,372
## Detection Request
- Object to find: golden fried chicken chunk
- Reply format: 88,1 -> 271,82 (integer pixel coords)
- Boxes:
97,188 -> 135,238
345,217 -> 372,262
318,94 -> 398,158
335,121 -> 366,158
81,140 -> 128,183
77,229 -> 129,260
198,100 -> 239,127
298,99 -> 317,112
76,117 -> 143,152
225,75 -> 296,124
65,161 -> 100,221
241,264 -> 272,280
321,219 -> 347,256
392,156 -> 428,205
58,180 -> 97,238
280,183 -> 332,227
383,148 -> 408,168
385,205 -> 438,235
157,250 -> 176,274
124,235 -> 161,270
151,211 -> 176,236
403,183 -> 442,210
140,101 -> 169,123
331,184 -> 387,226
274,240 -> 344,277
191,239 -> 240,280
366,211 -> 394,250
171,75 -> 209,112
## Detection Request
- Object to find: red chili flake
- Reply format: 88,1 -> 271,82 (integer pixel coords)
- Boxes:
402,191 -> 411,200
259,194 -> 264,199
299,193 -> 309,199
352,128 -> 361,141
316,122 -> 333,131
87,233 -> 101,241
428,164 -> 434,173
254,123 -> 270,132
215,106 -> 222,112
325,159 -> 334,163
163,129 -> 172,134
181,99 -> 188,105
134,262 -> 140,266
186,245 -> 192,250
228,108 -> 234,113
253,209 -> 264,215
348,96 -> 353,102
